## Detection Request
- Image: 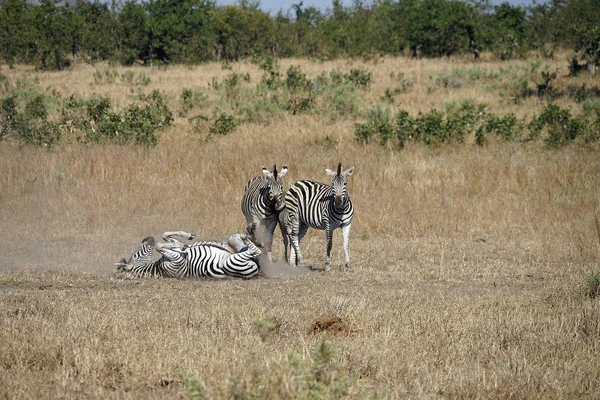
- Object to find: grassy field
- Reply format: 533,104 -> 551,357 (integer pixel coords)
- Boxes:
1,55 -> 600,399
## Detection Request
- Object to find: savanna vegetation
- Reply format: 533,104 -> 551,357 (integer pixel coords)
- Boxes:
0,54 -> 599,398
0,0 -> 599,398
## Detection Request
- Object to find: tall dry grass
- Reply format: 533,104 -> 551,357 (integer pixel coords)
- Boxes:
1,56 -> 599,398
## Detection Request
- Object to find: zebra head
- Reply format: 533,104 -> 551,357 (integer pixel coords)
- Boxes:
325,163 -> 354,207
115,236 -> 156,272
261,164 -> 288,211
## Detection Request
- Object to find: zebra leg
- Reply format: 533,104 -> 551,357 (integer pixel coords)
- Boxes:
162,231 -> 195,248
155,243 -> 188,278
266,218 -> 278,261
292,223 -> 308,267
279,219 -> 289,262
289,218 -> 300,266
342,223 -> 353,271
324,228 -> 334,271
278,208 -> 292,262
227,234 -> 247,253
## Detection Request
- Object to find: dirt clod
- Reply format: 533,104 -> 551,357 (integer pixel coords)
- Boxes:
311,315 -> 351,336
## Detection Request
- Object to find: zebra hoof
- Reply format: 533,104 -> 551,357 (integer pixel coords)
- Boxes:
188,233 -> 195,240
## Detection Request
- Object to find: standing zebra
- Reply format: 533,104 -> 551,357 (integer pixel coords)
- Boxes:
115,230 -> 261,279
281,163 -> 355,271
241,164 -> 288,260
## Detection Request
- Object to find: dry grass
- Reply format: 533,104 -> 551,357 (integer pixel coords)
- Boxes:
1,56 -> 600,399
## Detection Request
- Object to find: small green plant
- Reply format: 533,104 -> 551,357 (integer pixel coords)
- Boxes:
586,271 -> 600,299
572,84 -> 589,103
136,72 -> 151,86
345,68 -> 372,87
120,70 -> 135,83
380,87 -> 401,103
93,68 -> 119,84
183,373 -> 210,400
252,315 -> 282,342
179,88 -> 209,117
0,73 -> 9,93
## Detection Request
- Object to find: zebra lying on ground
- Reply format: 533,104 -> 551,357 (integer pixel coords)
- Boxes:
280,163 -> 355,271
115,229 -> 262,279
241,164 -> 288,261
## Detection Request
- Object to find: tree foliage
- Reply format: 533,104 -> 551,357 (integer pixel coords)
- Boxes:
0,0 -> 599,69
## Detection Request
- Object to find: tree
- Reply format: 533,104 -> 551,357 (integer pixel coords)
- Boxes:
118,0 -> 149,65
494,2 -> 528,59
146,0 -> 215,64
0,0 -> 37,65
560,0 -> 600,73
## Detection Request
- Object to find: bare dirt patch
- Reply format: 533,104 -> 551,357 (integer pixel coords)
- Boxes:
311,314 -> 353,336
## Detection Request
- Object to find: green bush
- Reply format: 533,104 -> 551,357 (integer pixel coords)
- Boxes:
529,103 -> 586,147
286,65 -> 311,92
179,88 -> 209,117
344,68 -> 372,87
1,93 -> 60,146
185,338 -> 364,399
210,113 -> 237,135
484,113 -> 523,142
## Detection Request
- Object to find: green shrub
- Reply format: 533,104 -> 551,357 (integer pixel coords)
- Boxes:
325,83 -> 359,117
86,95 -> 111,123
345,68 -> 372,87
415,109 -> 445,146
187,338 -> 363,399
179,88 -> 209,117
286,65 -> 311,92
484,113 -> 523,142
286,96 -> 314,115
210,113 -> 237,135
1,93 -> 60,146
0,95 -> 19,140
529,103 -> 586,147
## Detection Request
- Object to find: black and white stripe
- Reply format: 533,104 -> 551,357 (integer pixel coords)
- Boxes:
281,163 -> 355,270
241,164 -> 288,260
116,231 -> 261,279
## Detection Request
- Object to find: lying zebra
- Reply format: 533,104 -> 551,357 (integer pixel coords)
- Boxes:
115,230 -> 261,279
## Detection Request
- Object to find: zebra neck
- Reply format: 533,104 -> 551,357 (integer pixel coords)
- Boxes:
332,196 -> 351,211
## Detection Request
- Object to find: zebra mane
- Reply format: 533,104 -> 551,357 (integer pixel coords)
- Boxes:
337,163 -> 342,175
272,164 -> 277,180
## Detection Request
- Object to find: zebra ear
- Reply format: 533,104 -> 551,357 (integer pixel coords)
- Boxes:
262,166 -> 273,178
325,168 -> 336,177
279,165 -> 288,177
344,166 -> 355,176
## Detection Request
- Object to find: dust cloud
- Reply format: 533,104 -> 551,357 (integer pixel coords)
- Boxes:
259,253 -> 311,278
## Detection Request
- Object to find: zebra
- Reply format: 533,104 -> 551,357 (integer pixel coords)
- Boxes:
280,163 -> 355,271
115,229 -> 262,279
241,164 -> 288,260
